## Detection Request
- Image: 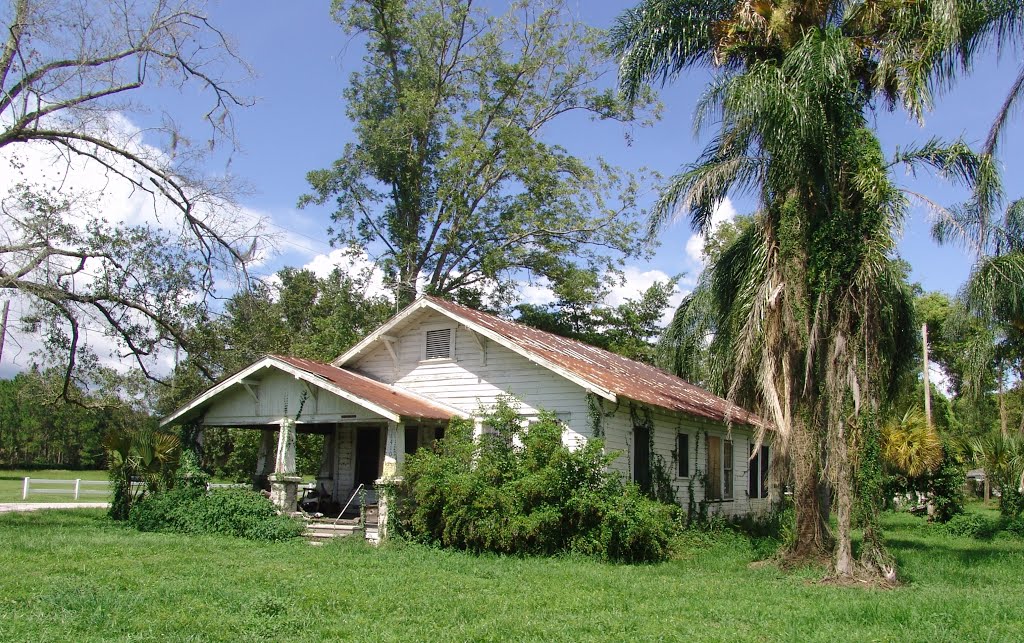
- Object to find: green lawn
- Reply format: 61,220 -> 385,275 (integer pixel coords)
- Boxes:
0,469 -> 110,503
1,509 -> 1022,642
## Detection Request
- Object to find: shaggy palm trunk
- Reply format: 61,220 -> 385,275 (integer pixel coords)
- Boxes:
789,419 -> 833,560
833,435 -> 855,576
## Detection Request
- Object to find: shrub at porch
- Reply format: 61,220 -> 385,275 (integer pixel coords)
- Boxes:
393,400 -> 675,563
129,487 -> 305,542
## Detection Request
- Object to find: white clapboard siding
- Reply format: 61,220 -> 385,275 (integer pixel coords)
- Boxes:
601,402 -> 766,517
202,369 -> 387,425
353,309 -> 590,447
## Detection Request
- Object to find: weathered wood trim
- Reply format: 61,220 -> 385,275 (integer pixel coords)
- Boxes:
161,356 -> 403,427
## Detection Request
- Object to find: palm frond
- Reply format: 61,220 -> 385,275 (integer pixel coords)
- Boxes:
611,0 -> 734,102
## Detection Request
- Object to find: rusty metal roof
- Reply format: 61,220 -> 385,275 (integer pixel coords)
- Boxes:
424,297 -> 762,427
270,355 -> 456,421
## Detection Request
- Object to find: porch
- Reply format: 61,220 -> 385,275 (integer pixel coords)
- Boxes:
160,355 -> 459,517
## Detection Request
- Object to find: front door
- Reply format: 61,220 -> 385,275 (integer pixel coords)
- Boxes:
355,426 -> 382,487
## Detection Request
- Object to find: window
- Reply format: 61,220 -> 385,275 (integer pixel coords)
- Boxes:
748,443 -> 770,499
723,440 -> 733,500
634,425 -> 651,493
706,435 -> 721,500
676,433 -> 689,477
424,328 -> 452,360
404,427 -> 419,457
705,435 -> 733,501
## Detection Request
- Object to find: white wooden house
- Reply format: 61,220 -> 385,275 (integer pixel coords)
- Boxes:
162,296 -> 773,517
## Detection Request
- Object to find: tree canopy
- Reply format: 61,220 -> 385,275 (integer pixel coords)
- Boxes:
0,0 -> 258,394
302,0 -> 656,307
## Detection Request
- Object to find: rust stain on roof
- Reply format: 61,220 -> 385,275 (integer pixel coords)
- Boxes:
271,355 -> 455,421
424,296 -> 763,427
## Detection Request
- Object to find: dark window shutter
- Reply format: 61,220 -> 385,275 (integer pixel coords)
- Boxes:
748,444 -> 759,498
634,426 -> 651,492
677,434 -> 689,477
404,427 -> 418,456
760,445 -> 770,498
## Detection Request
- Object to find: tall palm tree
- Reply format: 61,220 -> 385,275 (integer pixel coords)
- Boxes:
613,0 -> 1023,577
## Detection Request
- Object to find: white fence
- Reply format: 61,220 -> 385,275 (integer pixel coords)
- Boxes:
20,477 -> 249,500
20,477 -> 119,500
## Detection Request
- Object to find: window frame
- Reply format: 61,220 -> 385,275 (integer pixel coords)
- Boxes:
421,324 -> 456,362
723,439 -> 734,500
676,433 -> 690,478
748,443 -> 771,499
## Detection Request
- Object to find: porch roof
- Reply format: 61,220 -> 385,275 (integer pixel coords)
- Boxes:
160,355 -> 460,427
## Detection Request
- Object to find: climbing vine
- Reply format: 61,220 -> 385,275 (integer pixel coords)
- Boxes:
630,403 -> 676,505
588,393 -> 604,438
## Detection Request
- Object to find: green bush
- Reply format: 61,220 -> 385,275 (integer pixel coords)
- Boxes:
1002,516 -> 1024,538
128,487 -> 305,541
393,399 -> 676,563
943,512 -> 999,540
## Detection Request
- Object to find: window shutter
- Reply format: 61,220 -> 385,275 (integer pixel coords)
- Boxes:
425,328 -> 452,360
760,445 -> 770,498
706,435 -> 721,500
748,444 -> 759,498
677,434 -> 689,477
723,440 -> 733,499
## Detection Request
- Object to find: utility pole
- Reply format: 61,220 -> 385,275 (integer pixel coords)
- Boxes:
922,322 -> 932,428
0,300 -> 9,364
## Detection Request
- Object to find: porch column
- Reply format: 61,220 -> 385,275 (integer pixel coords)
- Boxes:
377,420 -> 405,540
252,428 -> 276,491
381,420 -> 405,478
317,428 -> 336,499
269,418 -> 301,512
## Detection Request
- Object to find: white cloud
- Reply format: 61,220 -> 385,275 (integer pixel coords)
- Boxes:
518,277 -> 557,306
683,197 -> 738,264
607,266 -> 685,326
0,112 -> 266,378
302,248 -> 389,299
513,267 -> 685,327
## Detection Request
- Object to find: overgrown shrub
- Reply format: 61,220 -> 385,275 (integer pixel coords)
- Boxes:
928,447 -> 965,523
393,399 -> 676,563
943,513 -> 999,540
129,487 -> 304,541
1004,516 -> 1024,538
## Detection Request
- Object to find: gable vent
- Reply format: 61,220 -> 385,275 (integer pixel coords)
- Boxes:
425,328 -> 452,360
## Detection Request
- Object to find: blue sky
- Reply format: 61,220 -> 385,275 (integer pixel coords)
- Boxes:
2,0 -> 1021,376
165,0 -> 1021,298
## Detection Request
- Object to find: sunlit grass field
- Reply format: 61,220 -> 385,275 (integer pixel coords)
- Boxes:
1,507 -> 1022,642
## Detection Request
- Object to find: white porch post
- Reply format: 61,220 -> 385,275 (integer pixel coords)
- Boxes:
377,420 -> 405,540
253,428 -> 276,490
269,418 -> 301,512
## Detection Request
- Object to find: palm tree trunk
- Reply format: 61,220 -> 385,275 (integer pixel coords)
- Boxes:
789,419 -> 832,561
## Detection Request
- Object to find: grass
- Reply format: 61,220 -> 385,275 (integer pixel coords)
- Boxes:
0,469 -> 110,503
1,508 -> 1022,641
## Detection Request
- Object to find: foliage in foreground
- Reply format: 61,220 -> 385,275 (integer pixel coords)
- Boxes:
3,509 -> 1024,641
106,427 -> 180,521
394,401 -> 676,562
128,487 -> 304,542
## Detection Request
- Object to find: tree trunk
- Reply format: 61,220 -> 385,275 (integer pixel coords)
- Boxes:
833,452 -> 855,577
788,421 -> 833,562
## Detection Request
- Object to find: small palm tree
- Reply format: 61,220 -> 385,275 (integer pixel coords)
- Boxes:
106,427 -> 180,520
881,408 -> 943,479
968,431 -> 1024,517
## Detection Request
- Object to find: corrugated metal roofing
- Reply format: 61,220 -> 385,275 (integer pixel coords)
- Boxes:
424,296 -> 763,427
270,355 -> 455,421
